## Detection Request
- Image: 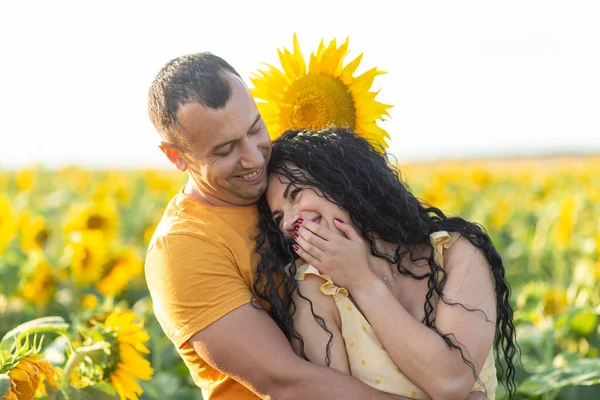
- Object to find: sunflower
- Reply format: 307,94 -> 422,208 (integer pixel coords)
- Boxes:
63,200 -> 119,242
1,337 -> 58,400
250,34 -> 392,148
0,193 -> 16,253
102,311 -> 154,400
20,252 -> 56,308
2,356 -> 57,400
96,246 -> 144,297
19,212 -> 50,252
542,288 -> 568,317
63,230 -> 108,286
15,168 -> 36,191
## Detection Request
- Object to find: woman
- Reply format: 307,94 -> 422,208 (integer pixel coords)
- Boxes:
254,128 -> 517,400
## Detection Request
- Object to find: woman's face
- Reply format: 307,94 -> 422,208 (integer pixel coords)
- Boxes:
266,169 -> 351,240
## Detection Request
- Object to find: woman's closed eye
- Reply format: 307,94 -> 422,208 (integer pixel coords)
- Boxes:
290,186 -> 303,200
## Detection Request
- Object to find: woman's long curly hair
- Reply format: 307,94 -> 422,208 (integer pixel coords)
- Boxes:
253,127 -> 517,398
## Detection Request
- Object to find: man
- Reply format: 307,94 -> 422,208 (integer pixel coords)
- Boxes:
145,52 -> 489,400
145,52 -> 403,399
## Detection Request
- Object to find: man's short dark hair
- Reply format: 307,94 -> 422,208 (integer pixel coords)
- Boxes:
148,52 -> 241,148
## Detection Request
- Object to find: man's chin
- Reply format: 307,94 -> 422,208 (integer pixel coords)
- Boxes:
237,186 -> 268,204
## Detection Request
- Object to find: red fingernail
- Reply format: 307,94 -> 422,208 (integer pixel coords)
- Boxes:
293,225 -> 300,232
334,218 -> 344,223
294,233 -> 299,240
292,244 -> 299,251
297,218 -> 304,224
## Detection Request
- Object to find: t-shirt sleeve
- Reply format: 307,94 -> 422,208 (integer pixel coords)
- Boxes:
145,233 -> 253,349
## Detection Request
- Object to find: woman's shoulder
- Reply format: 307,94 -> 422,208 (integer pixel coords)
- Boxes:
292,263 -> 341,324
438,233 -> 491,273
294,263 -> 349,297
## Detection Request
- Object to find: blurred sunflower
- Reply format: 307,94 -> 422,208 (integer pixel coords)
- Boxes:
0,193 -> 17,253
15,168 -> 36,191
250,34 -> 392,148
20,252 -> 56,307
96,247 -> 144,297
542,288 -> 568,317
63,230 -> 108,285
19,212 -> 50,252
102,311 -> 154,400
552,195 -> 578,249
63,200 -> 119,241
0,171 -> 8,191
80,293 -> 100,310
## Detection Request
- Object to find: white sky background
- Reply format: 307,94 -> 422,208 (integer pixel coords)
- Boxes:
1,1 -> 599,169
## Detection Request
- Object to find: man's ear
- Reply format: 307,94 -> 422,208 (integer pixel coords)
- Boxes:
159,142 -> 188,172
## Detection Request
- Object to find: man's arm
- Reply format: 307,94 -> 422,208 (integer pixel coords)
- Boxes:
189,303 -> 398,400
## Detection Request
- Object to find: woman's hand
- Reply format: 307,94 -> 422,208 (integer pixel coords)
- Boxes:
292,218 -> 377,292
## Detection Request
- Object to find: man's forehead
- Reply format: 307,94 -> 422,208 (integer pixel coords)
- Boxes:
176,103 -> 246,150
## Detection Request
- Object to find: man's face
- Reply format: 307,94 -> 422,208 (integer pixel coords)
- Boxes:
176,74 -> 271,207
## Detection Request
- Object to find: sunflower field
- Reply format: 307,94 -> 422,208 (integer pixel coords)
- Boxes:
0,156 -> 598,400
2,35 -> 600,400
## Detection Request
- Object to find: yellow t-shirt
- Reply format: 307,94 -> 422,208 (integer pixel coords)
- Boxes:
145,191 -> 261,400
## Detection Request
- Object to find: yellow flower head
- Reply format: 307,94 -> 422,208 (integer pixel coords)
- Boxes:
80,294 -> 100,311
19,212 -> 50,252
63,230 -> 108,286
251,34 -> 392,149
542,288 -> 568,317
96,246 -> 144,297
0,193 -> 17,253
1,337 -> 57,400
15,168 -> 36,192
3,356 -> 57,400
20,252 -> 56,308
63,200 -> 119,242
103,311 -> 154,400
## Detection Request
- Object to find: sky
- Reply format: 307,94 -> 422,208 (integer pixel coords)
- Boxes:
1,1 -> 599,169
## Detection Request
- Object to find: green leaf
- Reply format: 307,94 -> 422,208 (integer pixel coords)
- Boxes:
49,368 -> 94,400
518,358 -> 600,395
570,309 -> 598,336
60,386 -> 94,400
81,382 -> 118,399
139,372 -> 181,397
0,374 -> 11,399
0,316 -> 69,347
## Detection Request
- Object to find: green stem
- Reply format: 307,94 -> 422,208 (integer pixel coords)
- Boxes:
63,341 -> 111,379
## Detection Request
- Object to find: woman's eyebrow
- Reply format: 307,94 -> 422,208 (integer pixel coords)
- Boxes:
282,183 -> 293,199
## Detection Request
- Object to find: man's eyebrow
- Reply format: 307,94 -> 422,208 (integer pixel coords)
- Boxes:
210,114 -> 262,152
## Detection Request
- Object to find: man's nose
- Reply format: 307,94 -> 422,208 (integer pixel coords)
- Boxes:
240,139 -> 265,170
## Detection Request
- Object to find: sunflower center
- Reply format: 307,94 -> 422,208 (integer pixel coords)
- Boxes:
87,215 -> 107,230
281,75 -> 355,131
36,230 -> 49,247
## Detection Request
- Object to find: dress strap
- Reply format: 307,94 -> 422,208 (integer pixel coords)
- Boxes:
430,231 -> 460,267
295,263 -> 349,297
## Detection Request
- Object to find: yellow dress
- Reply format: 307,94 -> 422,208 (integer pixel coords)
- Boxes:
295,231 -> 497,399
